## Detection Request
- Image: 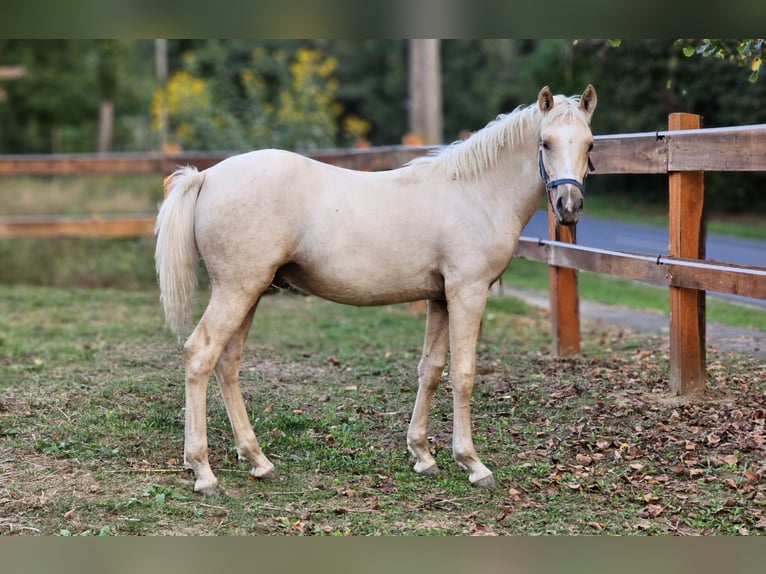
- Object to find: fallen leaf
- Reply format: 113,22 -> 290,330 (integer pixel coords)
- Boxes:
470,523 -> 497,536
496,507 -> 512,522
507,487 -> 526,504
576,453 -> 593,465
636,520 -> 652,530
637,504 -> 665,519
291,519 -> 309,533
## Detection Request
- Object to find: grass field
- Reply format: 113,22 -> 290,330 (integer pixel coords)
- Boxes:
1,284 -> 765,535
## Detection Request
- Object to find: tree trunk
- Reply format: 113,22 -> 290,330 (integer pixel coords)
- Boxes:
408,39 -> 442,145
97,100 -> 114,153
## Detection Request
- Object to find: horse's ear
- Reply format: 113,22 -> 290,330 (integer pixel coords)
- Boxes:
537,86 -> 555,113
579,84 -> 597,116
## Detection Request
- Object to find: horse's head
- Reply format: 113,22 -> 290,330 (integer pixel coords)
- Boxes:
537,84 -> 597,226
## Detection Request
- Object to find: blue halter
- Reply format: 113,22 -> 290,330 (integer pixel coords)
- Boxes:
538,144 -> 595,212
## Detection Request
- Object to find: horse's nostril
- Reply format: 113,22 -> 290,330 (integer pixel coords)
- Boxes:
557,192 -> 584,214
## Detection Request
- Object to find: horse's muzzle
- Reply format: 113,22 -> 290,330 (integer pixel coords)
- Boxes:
552,185 -> 584,226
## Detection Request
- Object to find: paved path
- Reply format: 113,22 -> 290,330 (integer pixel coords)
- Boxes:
497,285 -> 766,359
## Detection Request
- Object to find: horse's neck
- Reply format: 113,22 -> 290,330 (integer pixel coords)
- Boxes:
483,139 -> 545,229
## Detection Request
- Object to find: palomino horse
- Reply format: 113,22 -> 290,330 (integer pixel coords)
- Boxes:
155,85 -> 597,495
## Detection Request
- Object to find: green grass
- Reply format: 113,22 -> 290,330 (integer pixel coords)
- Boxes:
503,258 -> 766,332
1,284 -> 765,535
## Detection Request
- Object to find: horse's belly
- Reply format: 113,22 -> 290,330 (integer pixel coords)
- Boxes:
274,263 -> 444,306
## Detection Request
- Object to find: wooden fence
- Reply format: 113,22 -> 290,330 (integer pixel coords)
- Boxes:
1,119 -> 765,396
516,115 -> 766,396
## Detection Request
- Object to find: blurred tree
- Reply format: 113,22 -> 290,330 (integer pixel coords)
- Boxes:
0,40 -> 153,153
322,39 -> 407,145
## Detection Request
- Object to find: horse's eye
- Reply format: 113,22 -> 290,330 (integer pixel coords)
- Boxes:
541,140 -> 550,150
587,142 -> 594,152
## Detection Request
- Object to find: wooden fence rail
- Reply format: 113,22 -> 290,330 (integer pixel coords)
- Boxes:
0,146 -> 435,239
1,122 -> 765,395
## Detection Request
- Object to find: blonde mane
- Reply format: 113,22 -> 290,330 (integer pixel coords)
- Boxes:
412,94 -> 588,180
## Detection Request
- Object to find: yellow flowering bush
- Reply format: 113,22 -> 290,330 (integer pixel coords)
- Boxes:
151,45 -> 370,151
241,46 -> 344,150
151,69 -> 244,150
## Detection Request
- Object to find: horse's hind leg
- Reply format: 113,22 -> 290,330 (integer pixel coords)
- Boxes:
407,299 -> 449,476
214,302 -> 276,482
183,288 -> 259,496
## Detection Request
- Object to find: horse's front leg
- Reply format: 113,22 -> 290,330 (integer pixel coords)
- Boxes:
447,285 -> 496,487
407,299 -> 449,476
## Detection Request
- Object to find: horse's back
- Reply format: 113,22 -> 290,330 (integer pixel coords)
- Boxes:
192,149 -> 455,305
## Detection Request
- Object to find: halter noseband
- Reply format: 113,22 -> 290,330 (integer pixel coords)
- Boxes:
538,144 -> 595,211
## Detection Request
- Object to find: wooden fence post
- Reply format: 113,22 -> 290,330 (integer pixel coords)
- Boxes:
668,113 -> 706,395
548,205 -> 580,356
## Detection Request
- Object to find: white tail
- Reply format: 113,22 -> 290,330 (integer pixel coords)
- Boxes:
154,166 -> 206,336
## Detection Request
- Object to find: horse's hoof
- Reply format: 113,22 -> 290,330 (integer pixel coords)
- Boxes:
470,474 -> 496,488
251,467 -> 277,481
415,462 -> 440,477
195,481 -> 224,497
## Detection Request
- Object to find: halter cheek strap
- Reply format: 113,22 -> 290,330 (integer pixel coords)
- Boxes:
538,146 -> 595,211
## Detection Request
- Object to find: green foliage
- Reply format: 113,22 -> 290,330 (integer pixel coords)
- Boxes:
151,42 -> 344,151
677,39 -> 764,82
325,40 -> 407,145
559,39 -> 766,213
0,40 -> 154,152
